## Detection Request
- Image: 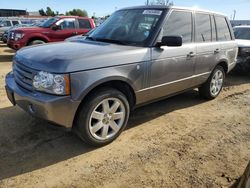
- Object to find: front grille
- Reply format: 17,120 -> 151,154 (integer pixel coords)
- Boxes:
13,60 -> 36,91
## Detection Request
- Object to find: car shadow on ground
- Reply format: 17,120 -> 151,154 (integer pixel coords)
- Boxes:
0,55 -> 13,63
0,89 -> 208,180
0,72 -> 249,180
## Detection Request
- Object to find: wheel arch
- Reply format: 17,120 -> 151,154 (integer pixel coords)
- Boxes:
27,35 -> 48,45
72,78 -> 137,128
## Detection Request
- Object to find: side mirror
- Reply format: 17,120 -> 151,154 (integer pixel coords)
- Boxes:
51,24 -> 61,31
0,24 -> 4,27
159,36 -> 183,47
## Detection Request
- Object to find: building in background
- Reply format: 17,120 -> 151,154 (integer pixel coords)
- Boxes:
0,9 -> 27,17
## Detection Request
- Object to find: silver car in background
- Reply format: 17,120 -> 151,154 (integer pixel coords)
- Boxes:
5,6 -> 238,146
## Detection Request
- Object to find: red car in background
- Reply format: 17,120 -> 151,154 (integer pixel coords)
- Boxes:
7,16 -> 95,50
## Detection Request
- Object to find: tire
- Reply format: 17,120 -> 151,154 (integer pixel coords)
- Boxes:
199,65 -> 225,100
74,87 -> 130,147
28,40 -> 45,46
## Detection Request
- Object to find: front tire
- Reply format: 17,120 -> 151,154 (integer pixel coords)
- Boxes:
28,40 -> 45,46
74,88 -> 130,147
199,65 -> 225,100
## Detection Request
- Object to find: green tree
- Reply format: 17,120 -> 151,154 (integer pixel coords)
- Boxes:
66,9 -> 88,17
46,7 -> 55,16
39,9 -> 46,16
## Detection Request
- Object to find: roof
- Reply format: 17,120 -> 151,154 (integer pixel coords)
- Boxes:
234,25 -> 250,28
120,5 -> 226,16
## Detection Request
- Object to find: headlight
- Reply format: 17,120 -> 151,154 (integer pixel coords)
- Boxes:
33,71 -> 70,95
14,32 -> 24,41
240,47 -> 250,54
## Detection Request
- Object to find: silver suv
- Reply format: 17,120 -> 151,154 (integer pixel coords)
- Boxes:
5,6 -> 238,146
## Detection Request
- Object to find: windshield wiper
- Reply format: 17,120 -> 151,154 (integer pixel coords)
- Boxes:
86,36 -> 96,41
94,38 -> 129,45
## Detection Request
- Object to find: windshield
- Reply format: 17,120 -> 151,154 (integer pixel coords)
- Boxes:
39,17 -> 59,28
88,9 -> 163,46
234,27 -> 250,40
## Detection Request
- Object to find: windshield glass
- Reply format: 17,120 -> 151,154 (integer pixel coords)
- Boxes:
234,27 -> 250,40
39,17 -> 59,28
88,9 -> 163,46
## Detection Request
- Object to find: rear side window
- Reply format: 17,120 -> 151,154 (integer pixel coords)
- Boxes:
195,13 -> 211,42
78,19 -> 91,29
215,16 -> 232,41
164,11 -> 192,44
12,21 -> 19,26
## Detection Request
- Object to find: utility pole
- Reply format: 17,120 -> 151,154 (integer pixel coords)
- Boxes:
233,10 -> 236,20
146,0 -> 149,5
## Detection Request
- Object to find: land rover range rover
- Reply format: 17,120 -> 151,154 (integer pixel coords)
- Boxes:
5,6 -> 238,146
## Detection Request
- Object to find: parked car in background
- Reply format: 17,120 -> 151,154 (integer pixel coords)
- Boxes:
2,24 -> 34,43
233,26 -> 250,73
0,19 -> 22,39
5,6 -> 237,146
7,16 -> 95,50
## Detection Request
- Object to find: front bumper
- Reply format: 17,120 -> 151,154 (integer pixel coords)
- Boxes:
7,39 -> 25,50
5,73 -> 80,128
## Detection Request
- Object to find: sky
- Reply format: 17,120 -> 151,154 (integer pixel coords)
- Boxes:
0,0 -> 250,20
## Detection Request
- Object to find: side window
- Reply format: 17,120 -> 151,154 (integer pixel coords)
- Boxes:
58,19 -> 76,29
195,13 -> 211,42
215,16 -> 232,41
2,21 -> 11,27
12,21 -> 19,26
78,19 -> 91,29
210,15 -> 217,41
164,11 -> 192,44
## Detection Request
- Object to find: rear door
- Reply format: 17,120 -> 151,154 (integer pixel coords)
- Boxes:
49,18 -> 77,42
194,13 -> 221,85
214,16 -> 237,71
76,18 -> 92,36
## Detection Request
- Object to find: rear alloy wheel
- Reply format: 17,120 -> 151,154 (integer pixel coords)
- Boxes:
199,65 -> 225,99
29,40 -> 45,46
74,88 -> 130,146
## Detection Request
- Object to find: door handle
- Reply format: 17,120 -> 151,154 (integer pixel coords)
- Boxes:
72,32 -> 78,35
187,52 -> 195,58
214,49 -> 220,54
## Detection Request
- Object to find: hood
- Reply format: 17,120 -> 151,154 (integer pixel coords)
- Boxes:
14,40 -> 149,73
235,39 -> 250,48
14,26 -> 45,33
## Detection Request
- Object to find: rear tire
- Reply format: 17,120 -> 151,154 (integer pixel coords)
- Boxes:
74,87 -> 130,147
199,65 -> 225,100
28,40 -> 45,46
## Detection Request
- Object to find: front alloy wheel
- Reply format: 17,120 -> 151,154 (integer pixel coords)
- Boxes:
89,98 -> 126,141
75,88 -> 130,146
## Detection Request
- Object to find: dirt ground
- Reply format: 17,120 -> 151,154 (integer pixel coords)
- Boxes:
0,41 -> 249,188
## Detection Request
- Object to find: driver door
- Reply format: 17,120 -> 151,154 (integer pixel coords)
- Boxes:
49,18 -> 77,42
148,10 -> 196,100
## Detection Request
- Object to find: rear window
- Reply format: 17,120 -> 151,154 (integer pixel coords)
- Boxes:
195,13 -> 212,42
164,11 -> 192,44
234,27 -> 250,40
78,19 -> 91,29
215,16 -> 232,41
